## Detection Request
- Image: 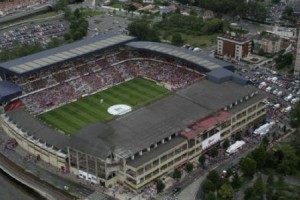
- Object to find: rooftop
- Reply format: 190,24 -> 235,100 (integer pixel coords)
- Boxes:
127,136 -> 186,168
126,41 -> 232,71
0,34 -> 135,75
68,79 -> 258,159
218,34 -> 250,43
6,108 -> 69,151
0,81 -> 22,103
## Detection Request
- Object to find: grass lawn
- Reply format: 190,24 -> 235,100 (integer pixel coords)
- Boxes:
160,31 -> 219,47
109,2 -> 124,9
38,78 -> 169,135
80,8 -> 104,17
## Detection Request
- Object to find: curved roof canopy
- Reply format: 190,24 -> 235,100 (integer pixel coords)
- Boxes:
0,34 -> 135,76
126,41 -> 232,71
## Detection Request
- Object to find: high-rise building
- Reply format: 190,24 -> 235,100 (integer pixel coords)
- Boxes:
294,21 -> 300,76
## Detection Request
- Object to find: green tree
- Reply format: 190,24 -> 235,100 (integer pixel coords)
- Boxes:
156,180 -> 165,193
186,162 -> 194,173
234,132 -> 242,141
277,175 -> 285,185
210,147 -> 218,157
222,138 -> 230,149
189,9 -> 198,16
251,146 -> 267,170
218,183 -> 234,200
207,170 -> 222,189
277,144 -> 299,175
202,179 -> 216,193
267,173 -> 274,185
240,156 -> 256,178
253,175 -> 265,197
173,168 -> 182,180
275,52 -> 294,69
204,192 -> 216,200
290,102 -> 300,130
231,173 -> 241,189
244,187 -> 254,200
171,33 -> 184,46
128,18 -> 160,42
54,0 -> 68,11
199,154 -> 206,167
262,136 -> 269,147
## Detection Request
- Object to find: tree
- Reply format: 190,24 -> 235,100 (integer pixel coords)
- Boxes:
202,179 -> 216,193
204,192 -> 216,200
156,180 -> 165,193
173,168 -> 182,180
234,132 -> 242,141
207,170 -> 222,189
186,162 -> 194,173
222,138 -> 230,149
253,175 -> 265,197
275,52 -> 294,69
189,9 -> 198,16
240,156 -> 256,178
277,144 -> 299,175
171,33 -> 184,46
231,173 -> 241,189
199,154 -> 206,167
277,175 -> 285,185
128,18 -> 160,42
210,147 -> 218,158
251,146 -> 267,170
262,136 -> 269,147
244,187 -> 254,200
54,0 -> 68,11
219,183 -> 234,200
267,173 -> 274,185
290,102 -> 300,130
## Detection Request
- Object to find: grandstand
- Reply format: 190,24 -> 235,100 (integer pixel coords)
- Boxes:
0,33 -> 267,192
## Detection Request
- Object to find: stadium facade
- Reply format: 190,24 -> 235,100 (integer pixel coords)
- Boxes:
0,34 -> 267,190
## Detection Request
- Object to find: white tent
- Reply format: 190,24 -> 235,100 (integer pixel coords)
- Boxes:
226,140 -> 246,155
253,122 -> 274,136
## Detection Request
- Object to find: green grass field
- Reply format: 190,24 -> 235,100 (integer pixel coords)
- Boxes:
38,78 -> 169,135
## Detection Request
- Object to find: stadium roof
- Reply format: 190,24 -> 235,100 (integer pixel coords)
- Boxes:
6,108 -> 69,151
0,34 -> 135,75
0,81 -> 22,103
126,41 -> 232,71
70,122 -> 114,159
68,79 -> 260,160
206,68 -> 248,85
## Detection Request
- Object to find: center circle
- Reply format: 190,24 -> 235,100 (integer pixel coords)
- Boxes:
107,104 -> 132,116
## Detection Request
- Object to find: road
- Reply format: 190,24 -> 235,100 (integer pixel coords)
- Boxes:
0,127 -> 95,199
0,152 -> 73,200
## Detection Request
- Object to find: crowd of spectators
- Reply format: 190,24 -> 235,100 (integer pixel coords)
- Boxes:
0,23 -> 66,50
11,49 -> 203,114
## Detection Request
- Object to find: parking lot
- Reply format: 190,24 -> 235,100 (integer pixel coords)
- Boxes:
235,64 -> 300,122
0,21 -> 67,50
86,14 -> 130,37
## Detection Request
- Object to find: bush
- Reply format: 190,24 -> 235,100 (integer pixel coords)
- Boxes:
186,162 -> 194,173
156,180 -> 165,193
173,168 -> 182,180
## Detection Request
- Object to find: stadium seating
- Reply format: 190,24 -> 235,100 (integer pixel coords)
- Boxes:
11,49 -> 204,114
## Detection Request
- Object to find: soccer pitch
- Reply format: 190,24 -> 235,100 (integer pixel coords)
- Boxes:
38,78 -> 169,135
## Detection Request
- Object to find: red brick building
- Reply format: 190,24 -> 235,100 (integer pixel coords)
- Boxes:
217,34 -> 252,61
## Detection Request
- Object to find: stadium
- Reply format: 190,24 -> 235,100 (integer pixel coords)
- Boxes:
0,33 -> 267,190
